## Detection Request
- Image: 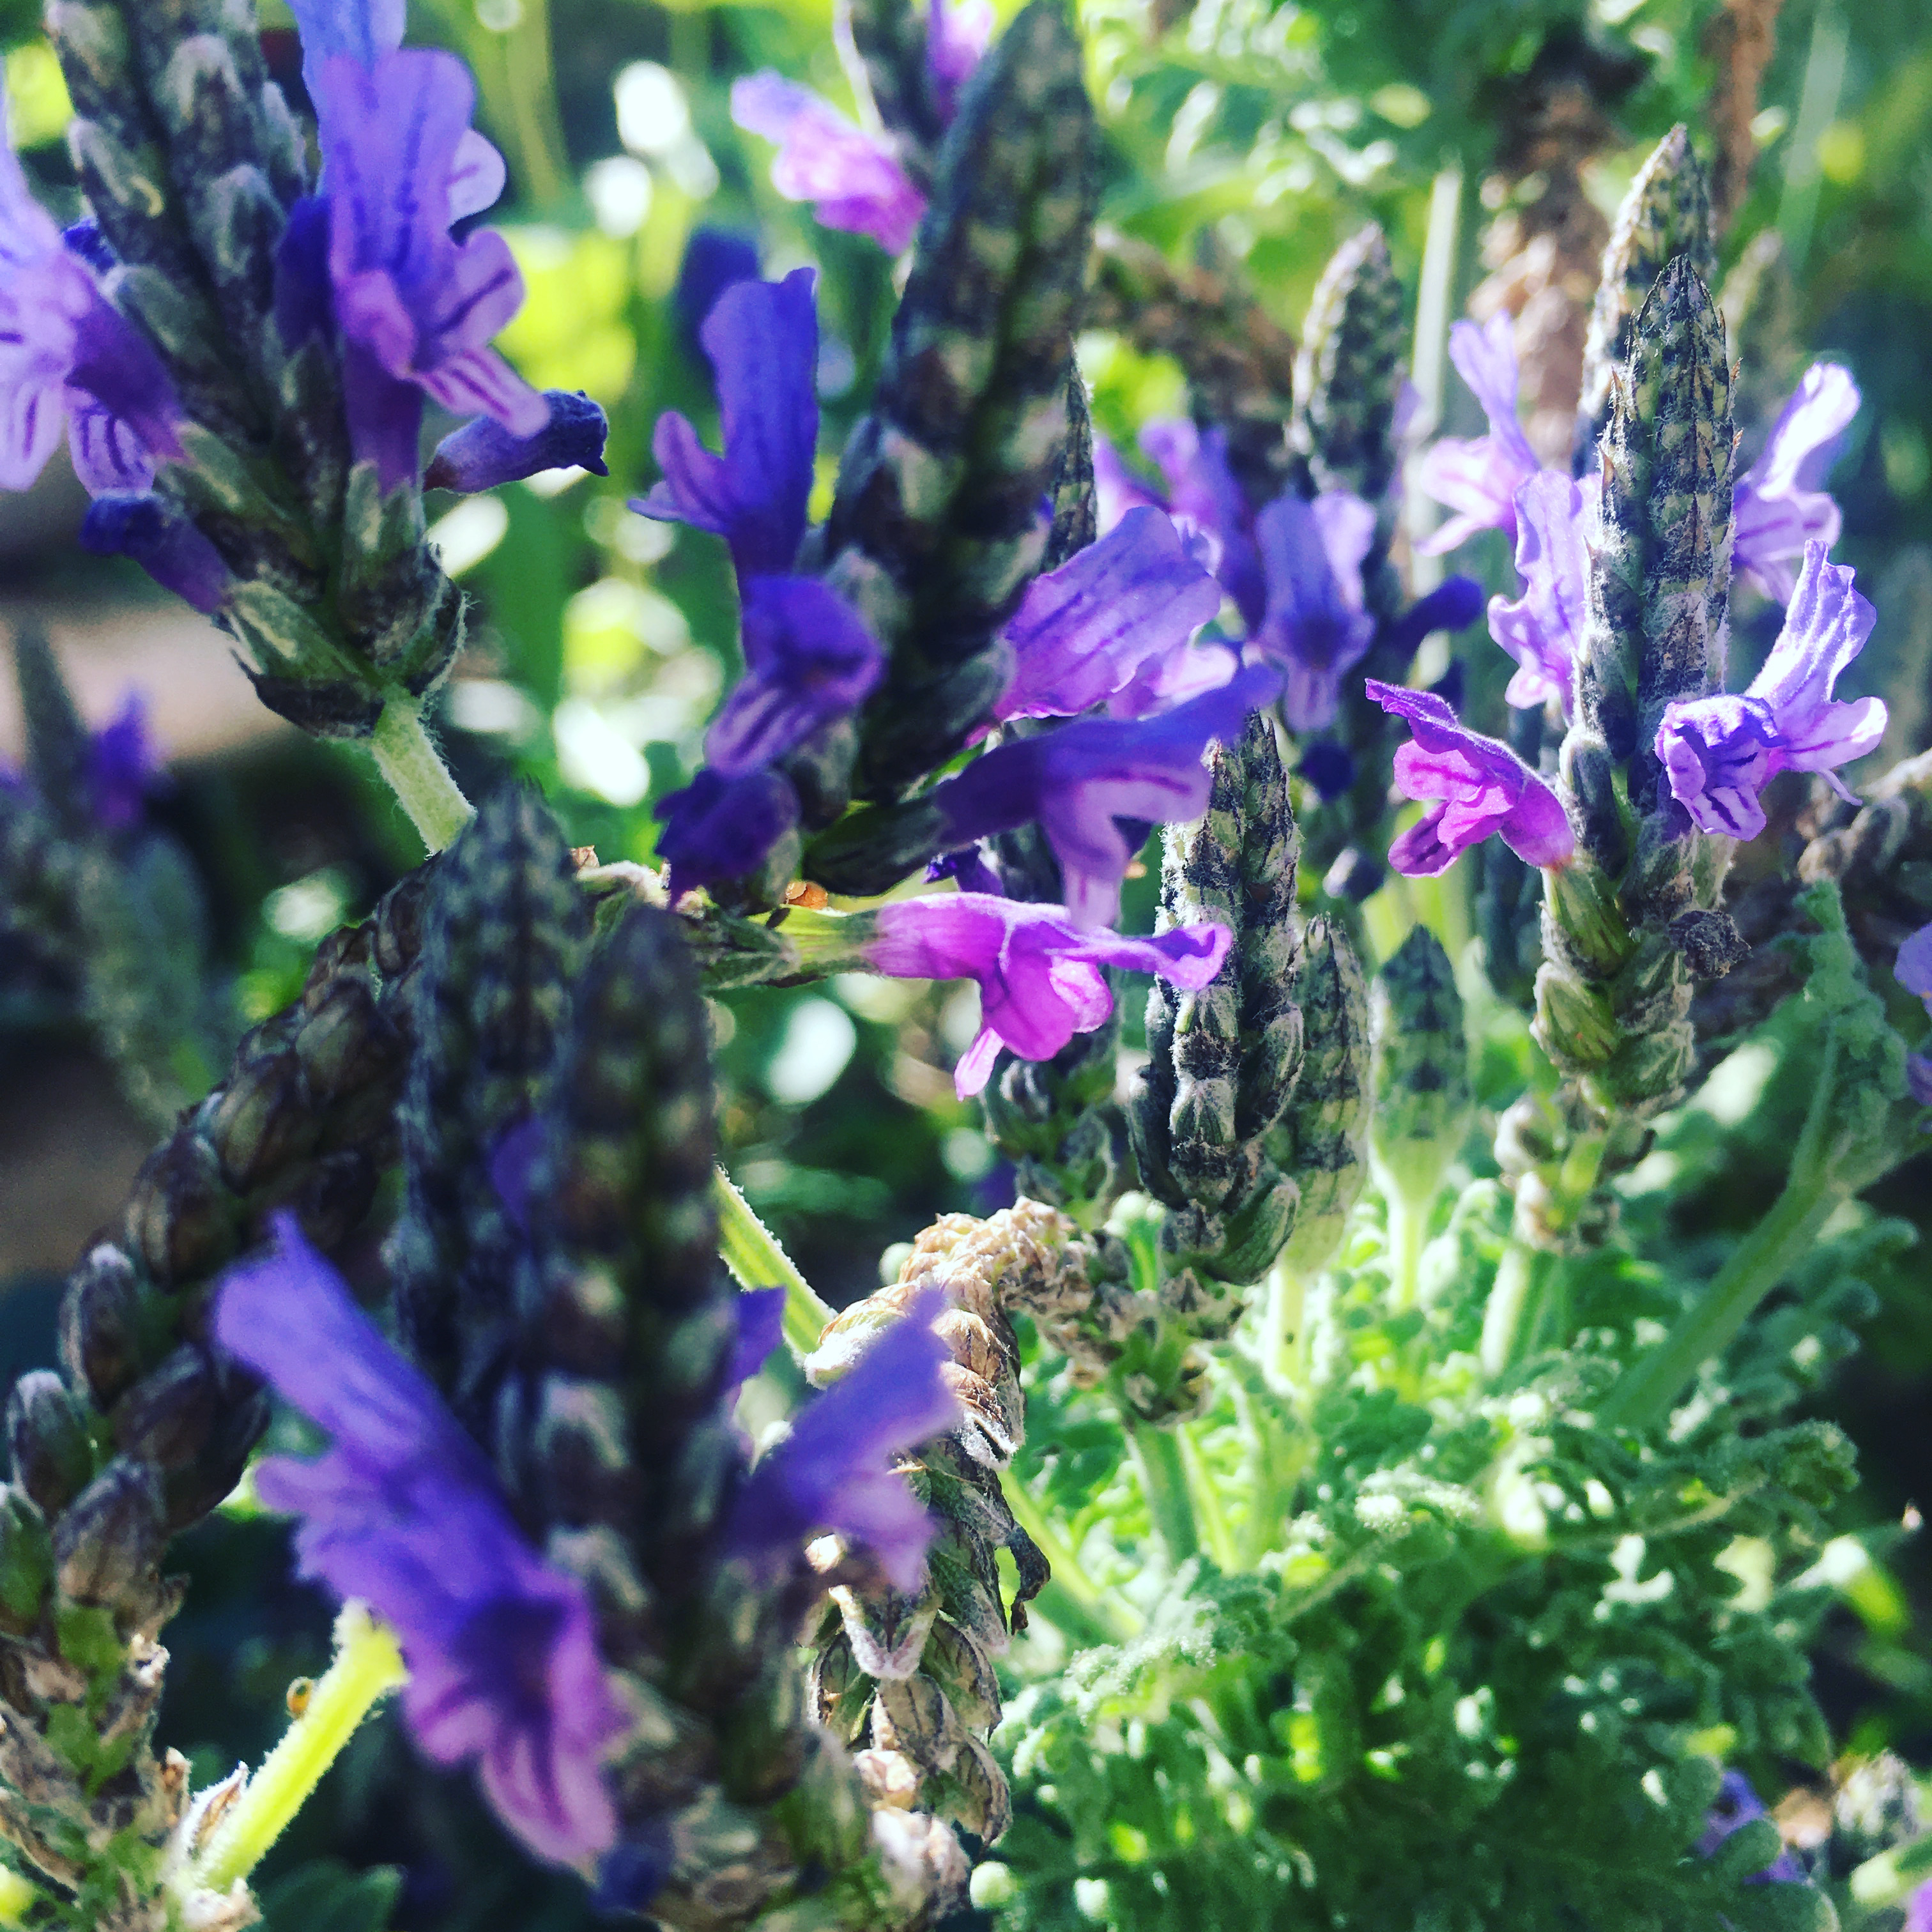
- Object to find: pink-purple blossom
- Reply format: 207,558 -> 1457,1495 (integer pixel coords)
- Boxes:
1487,471 -> 1591,716
1733,362 -> 1859,603
311,49 -> 548,491
213,1215 -> 626,1872
728,1287 -> 959,1588
865,893 -> 1232,1096
1655,540 -> 1886,840
1365,678 -> 1575,877
730,75 -> 927,255
930,663 -> 1282,928
1253,491 -> 1377,732
993,506 -> 1227,724
1414,315 -> 1540,556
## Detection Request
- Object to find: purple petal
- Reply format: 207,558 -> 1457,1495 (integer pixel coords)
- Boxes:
1413,318 -> 1540,554
1254,491 -> 1377,732
274,196 -> 335,350
705,574 -> 882,774
1733,363 -> 1858,601
926,0 -> 993,120
448,129 -> 508,222
731,75 -> 926,253
425,390 -> 609,493
726,1289 -> 788,1401
1908,1054 -> 1932,1108
415,346 -> 548,443
1142,420 -> 1264,629
654,766 -> 801,901
86,693 -> 158,831
1092,431 -> 1167,530
285,0 -> 407,91
1894,922 -> 1932,1008
1381,574 -> 1484,669
342,339 -> 426,495
1653,694 -> 1779,839
994,506 -> 1223,722
80,493 -> 231,615
1487,471 -> 1590,716
1750,540 -> 1884,764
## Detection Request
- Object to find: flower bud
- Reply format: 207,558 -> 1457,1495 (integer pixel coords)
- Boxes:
59,1245 -> 146,1411
7,1374 -> 94,1517
1369,927 -> 1471,1215
53,1456 -> 164,1609
1291,224 -> 1407,507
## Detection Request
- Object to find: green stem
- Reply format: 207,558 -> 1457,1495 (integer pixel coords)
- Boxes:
714,1169 -> 836,1360
1178,1423 -> 1239,1573
1478,1240 -> 1538,1381
369,699 -> 474,854
1128,1424 -> 1199,1568
1387,1193 -> 1426,1315
1595,1167 -> 1841,1434
504,0 -> 569,206
189,1604 -> 407,1895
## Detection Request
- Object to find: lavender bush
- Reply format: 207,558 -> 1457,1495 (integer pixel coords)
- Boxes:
2,0 -> 1932,1926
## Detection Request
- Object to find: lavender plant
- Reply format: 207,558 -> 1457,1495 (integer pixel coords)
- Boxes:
4,1 -> 1932,1929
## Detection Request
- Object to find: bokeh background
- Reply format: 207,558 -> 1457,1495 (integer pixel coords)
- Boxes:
3,0 -> 1931,1922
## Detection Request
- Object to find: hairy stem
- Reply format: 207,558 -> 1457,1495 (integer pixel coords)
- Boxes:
370,699 -> 475,854
1129,1423 -> 1200,1568
714,1169 -> 838,1358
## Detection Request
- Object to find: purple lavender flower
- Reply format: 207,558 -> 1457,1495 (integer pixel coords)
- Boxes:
424,391 -> 610,494
1698,1770 -> 1806,1883
655,767 -> 802,903
1655,540 -> 1886,840
1896,925 -> 1932,1105
726,1289 -> 788,1406
1253,491 -> 1377,733
312,50 -> 548,492
1114,419 -> 1267,631
730,76 -> 926,255
728,1287 -> 959,1588
636,268 -> 818,581
86,693 -> 160,832
674,227 -> 762,353
993,506 -> 1227,724
1487,471 -> 1590,717
0,94 -> 181,494
213,1215 -> 627,1871
1365,679 -> 1575,877
930,662 -> 1282,928
865,893 -> 1232,1096
1733,362 -> 1859,603
1414,314 -> 1540,555
705,575 -> 884,776
80,494 -> 231,615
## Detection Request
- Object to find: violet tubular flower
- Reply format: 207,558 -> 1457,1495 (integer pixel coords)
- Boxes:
1253,491 -> 1377,733
1414,314 -> 1540,555
310,49 -> 548,493
731,75 -> 927,254
930,663 -> 1282,928
864,894 -> 1232,1096
728,1287 -> 960,1588
993,506 -> 1227,724
1487,471 -> 1591,716
636,268 -> 819,581
1655,540 -> 1886,841
1733,362 -> 1860,603
655,767 -> 802,903
1365,679 -> 1575,877
424,391 -> 611,494
213,1215 -> 626,1871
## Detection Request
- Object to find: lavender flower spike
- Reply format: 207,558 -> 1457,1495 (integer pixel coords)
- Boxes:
636,268 -> 819,580
1365,679 -> 1575,877
0,92 -> 180,493
1733,361 -> 1860,602
1487,471 -> 1590,717
1655,539 -> 1886,840
213,1215 -> 626,1871
931,663 -> 1282,929
1253,491 -> 1377,732
729,1288 -> 960,1588
866,894 -> 1232,1096
731,75 -> 926,254
993,506 -> 1225,724
315,51 -> 548,494
1414,314 -> 1540,555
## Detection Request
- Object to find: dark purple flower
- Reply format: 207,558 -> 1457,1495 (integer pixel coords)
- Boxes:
1365,678 -> 1575,877
705,574 -> 884,775
1655,540 -> 1885,840
654,766 -> 801,903
728,1287 -> 959,1588
674,227 -> 762,353
931,663 -> 1282,928
730,75 -> 926,254
0,95 -> 181,495
1733,362 -> 1859,603
865,893 -> 1232,1096
1298,740 -> 1354,802
1253,491 -> 1377,733
1898,923 -> 1932,1011
80,493 -> 232,615
636,269 -> 818,581
993,507 -> 1225,724
314,50 -> 546,492
1381,574 -> 1485,670
1698,1770 -> 1806,1883
1414,314 -> 1540,555
926,845 -> 1009,896
424,392 -> 610,493
85,693 -> 160,831
726,1289 -> 788,1405
213,1215 -> 626,1871
1488,471 -> 1590,716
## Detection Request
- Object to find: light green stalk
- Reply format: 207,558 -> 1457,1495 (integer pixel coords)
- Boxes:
190,1603 -> 408,1896
714,1169 -> 838,1358
370,700 -> 475,854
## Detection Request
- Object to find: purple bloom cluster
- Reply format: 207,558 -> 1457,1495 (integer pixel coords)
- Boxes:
1655,540 -> 1885,840
635,269 -> 884,898
1365,680 -> 1575,877
213,1216 -> 627,1871
730,0 -> 992,251
864,894 -> 1231,1096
